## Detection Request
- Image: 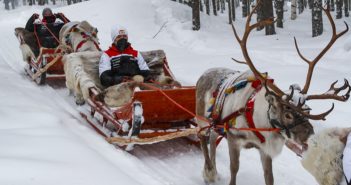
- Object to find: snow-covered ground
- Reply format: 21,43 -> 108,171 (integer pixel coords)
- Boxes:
0,0 -> 350,184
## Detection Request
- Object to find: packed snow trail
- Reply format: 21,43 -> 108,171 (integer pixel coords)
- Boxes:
0,0 -> 350,184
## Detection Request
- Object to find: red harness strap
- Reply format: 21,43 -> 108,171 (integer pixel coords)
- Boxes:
245,79 -> 274,143
213,79 -> 274,144
75,39 -> 101,52
246,97 -> 265,143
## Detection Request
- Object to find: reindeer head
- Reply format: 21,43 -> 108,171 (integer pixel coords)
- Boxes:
232,2 -> 350,145
67,21 -> 100,52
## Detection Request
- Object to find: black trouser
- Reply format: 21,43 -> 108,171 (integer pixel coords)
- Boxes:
100,70 -> 150,87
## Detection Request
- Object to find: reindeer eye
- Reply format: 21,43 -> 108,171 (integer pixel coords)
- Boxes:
284,113 -> 293,120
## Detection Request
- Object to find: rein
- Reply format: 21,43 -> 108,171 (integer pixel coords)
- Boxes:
138,81 -> 280,142
37,18 -> 60,44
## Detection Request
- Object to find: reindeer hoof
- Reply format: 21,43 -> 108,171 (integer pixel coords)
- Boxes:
203,168 -> 218,183
75,97 -> 85,106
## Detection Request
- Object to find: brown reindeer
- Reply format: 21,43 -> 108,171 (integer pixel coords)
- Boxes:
196,4 -> 350,185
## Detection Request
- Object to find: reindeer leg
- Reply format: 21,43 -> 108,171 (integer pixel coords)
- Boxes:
259,150 -> 274,185
228,133 -> 240,185
200,133 -> 217,183
209,131 -> 219,180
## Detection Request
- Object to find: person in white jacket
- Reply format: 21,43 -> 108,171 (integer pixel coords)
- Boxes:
99,25 -> 150,87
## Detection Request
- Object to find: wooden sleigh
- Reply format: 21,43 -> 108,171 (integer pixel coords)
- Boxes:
77,50 -> 198,149
15,27 -> 65,85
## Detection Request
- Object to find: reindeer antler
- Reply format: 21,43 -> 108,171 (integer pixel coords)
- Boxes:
306,79 -> 351,101
231,0 -> 284,96
294,5 -> 349,94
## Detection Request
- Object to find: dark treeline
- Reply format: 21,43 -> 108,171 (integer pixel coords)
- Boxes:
2,0 -> 89,10
172,0 -> 350,37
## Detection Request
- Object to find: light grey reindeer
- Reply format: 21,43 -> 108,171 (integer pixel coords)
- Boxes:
59,21 -> 103,105
196,4 -> 350,185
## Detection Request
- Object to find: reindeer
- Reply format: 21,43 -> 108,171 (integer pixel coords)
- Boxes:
196,4 -> 350,185
59,21 -> 102,105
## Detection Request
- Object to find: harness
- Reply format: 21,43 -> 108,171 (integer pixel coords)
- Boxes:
207,73 -> 307,144
208,73 -> 273,143
65,25 -> 101,52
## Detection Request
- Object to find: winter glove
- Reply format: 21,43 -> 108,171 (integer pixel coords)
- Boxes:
139,70 -> 150,78
55,13 -> 70,23
32,13 -> 39,20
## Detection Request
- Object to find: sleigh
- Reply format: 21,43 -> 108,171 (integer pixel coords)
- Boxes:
15,27 -> 65,85
80,50 -> 198,149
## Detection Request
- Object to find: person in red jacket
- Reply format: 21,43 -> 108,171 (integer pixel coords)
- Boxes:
99,25 -> 150,87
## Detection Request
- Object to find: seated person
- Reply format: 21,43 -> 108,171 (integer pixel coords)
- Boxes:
99,25 -> 150,87
25,8 -> 70,48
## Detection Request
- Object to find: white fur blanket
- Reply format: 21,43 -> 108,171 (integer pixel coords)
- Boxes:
301,127 -> 351,185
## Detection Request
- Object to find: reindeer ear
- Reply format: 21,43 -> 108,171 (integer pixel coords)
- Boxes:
265,94 -> 275,104
72,27 -> 79,32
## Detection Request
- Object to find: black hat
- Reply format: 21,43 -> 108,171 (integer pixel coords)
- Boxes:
42,8 -> 53,16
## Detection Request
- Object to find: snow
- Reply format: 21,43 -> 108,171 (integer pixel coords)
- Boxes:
0,0 -> 350,184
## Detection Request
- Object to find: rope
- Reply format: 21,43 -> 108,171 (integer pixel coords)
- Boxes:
38,18 -> 60,44
33,24 -> 42,48
139,82 -> 280,134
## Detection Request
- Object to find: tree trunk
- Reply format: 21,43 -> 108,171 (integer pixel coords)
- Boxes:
312,0 -> 323,37
331,0 -> 335,11
4,0 -> 10,10
336,0 -> 343,18
205,0 -> 210,15
275,0 -> 284,28
298,0 -> 304,13
242,0 -> 249,17
256,2 -> 264,30
308,0 -> 313,8
345,0 -> 350,16
10,0 -> 15,9
291,0 -> 297,19
217,0 -> 220,11
212,0 -> 217,15
193,0 -> 201,30
231,0 -> 235,20
220,0 -> 225,13
228,0 -> 233,23
200,0 -> 203,12
262,0 -> 276,35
